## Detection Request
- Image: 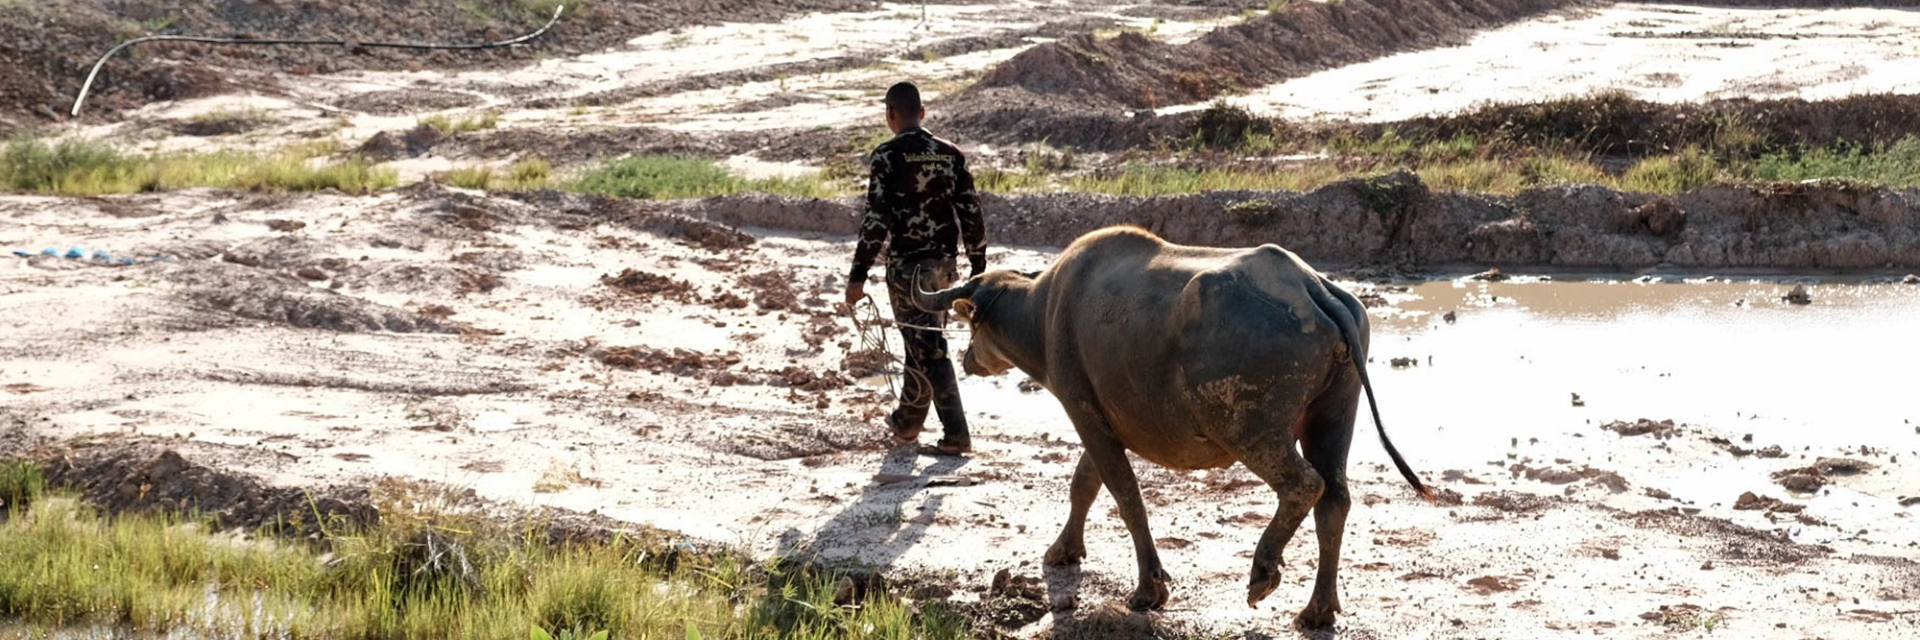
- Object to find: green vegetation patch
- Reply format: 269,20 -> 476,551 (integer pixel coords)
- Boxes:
567,155 -> 837,200
0,137 -> 395,195
0,476 -> 972,640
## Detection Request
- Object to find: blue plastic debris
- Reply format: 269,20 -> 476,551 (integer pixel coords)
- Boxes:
12,245 -> 165,266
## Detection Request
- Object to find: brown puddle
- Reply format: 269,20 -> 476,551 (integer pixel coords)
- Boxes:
938,274 -> 1920,547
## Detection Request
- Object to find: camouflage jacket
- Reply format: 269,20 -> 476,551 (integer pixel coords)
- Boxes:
848,127 -> 987,284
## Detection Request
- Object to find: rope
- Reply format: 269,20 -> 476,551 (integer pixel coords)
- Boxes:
845,293 -> 968,402
71,5 -> 569,117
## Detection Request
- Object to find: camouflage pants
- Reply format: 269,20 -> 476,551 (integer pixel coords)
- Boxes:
884,256 -> 969,446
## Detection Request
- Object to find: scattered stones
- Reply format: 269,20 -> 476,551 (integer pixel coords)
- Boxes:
266,219 -> 307,232
1390,357 -> 1419,368
1603,418 -> 1676,439
1733,491 -> 1804,513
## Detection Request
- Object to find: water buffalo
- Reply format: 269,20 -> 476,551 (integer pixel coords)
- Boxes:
912,225 -> 1433,629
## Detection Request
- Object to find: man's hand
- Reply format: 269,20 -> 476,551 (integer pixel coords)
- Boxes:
844,281 -> 866,309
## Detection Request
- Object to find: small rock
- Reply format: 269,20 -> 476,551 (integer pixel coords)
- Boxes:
266,219 -> 307,232
295,267 -> 329,281
1899,497 -> 1920,507
1903,274 -> 1918,284
1782,284 -> 1812,305
1570,392 -> 1585,407
1017,378 -> 1043,393
1390,357 -> 1418,368
832,576 -> 857,607
1700,561 -> 1714,571
1469,268 -> 1509,282
1442,310 -> 1457,324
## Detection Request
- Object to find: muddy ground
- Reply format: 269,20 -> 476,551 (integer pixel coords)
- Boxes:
6,0 -> 1920,637
5,186 -> 1919,639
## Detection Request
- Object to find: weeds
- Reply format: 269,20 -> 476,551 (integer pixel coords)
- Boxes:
419,111 -> 501,135
0,479 -> 975,640
0,460 -> 44,514
0,136 -> 395,195
445,157 -> 553,191
568,155 -> 837,200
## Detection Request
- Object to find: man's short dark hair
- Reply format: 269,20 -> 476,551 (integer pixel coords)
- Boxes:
885,82 -> 922,113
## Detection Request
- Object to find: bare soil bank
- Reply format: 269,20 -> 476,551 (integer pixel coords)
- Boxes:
686,172 -> 1920,271
0,0 -> 882,132
940,0 -> 1920,150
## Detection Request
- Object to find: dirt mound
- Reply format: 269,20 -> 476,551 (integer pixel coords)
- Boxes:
445,127 -> 722,166
2,0 -> 881,128
601,269 -> 697,302
168,262 -> 461,333
689,169 -> 1920,270
1603,418 -> 1679,439
1369,92 -> 1920,159
594,345 -> 743,378
335,89 -> 484,116
1625,508 -> 1828,565
505,189 -> 754,252
355,124 -> 449,161
738,270 -> 800,311
43,445 -> 375,534
945,0 -> 1585,143
719,421 -> 878,461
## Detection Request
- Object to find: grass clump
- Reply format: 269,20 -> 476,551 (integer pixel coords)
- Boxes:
0,136 -> 396,195
420,111 -> 501,135
445,157 -> 553,191
568,155 -> 836,200
1755,137 -> 1920,187
0,483 -> 973,640
0,460 -> 45,514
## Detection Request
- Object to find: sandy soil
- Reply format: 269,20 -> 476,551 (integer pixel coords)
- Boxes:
1169,3 -> 1920,122
5,187 -> 1918,638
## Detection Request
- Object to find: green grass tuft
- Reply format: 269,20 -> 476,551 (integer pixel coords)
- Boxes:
0,460 -> 44,514
419,111 -> 502,135
0,136 -> 396,195
0,487 -> 972,640
567,155 -> 835,200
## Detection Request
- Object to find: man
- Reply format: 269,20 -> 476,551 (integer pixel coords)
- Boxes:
843,81 -> 987,457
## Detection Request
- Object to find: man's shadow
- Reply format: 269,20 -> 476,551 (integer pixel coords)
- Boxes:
777,443 -> 968,578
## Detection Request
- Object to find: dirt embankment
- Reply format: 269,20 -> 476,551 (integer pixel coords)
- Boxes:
689,173 -> 1920,271
0,0 -> 882,133
942,0 -> 1589,146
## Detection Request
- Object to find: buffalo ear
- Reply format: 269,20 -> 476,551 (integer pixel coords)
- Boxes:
951,298 -> 977,321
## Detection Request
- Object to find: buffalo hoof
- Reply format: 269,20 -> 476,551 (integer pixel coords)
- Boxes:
1246,565 -> 1281,609
1043,539 -> 1086,566
1126,569 -> 1172,612
1294,604 -> 1340,630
